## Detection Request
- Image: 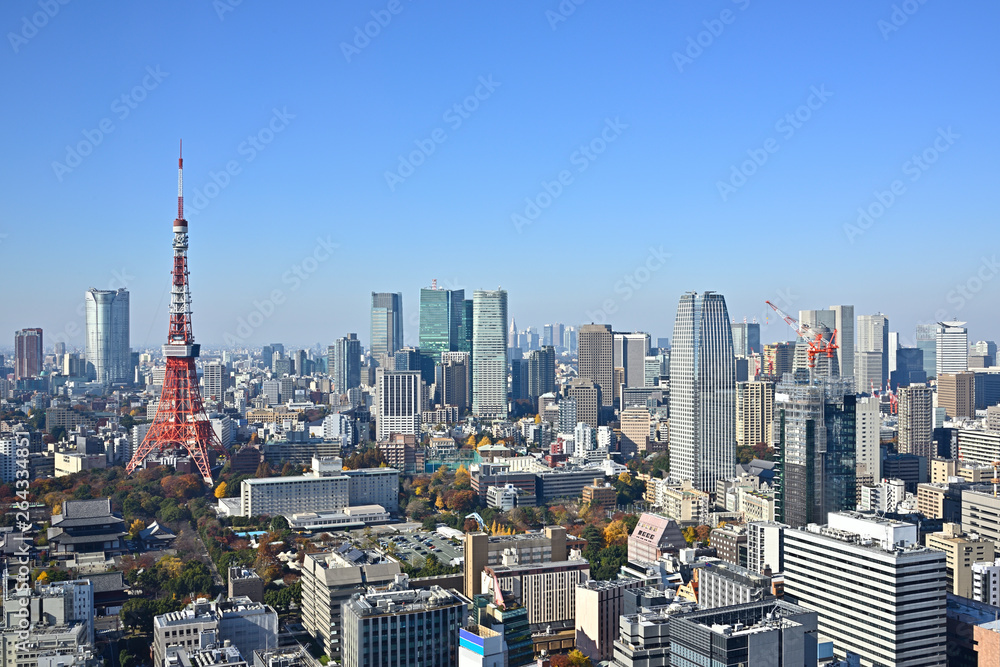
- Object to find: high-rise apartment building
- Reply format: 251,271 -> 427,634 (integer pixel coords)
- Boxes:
14,327 -> 43,379
783,512 -> 947,666
370,292 -> 403,366
563,326 -> 577,354
203,361 -> 227,403
439,352 -> 470,410
525,346 -> 555,401
736,380 -> 774,449
773,376 -> 856,528
763,342 -> 795,381
855,395 -> 881,485
375,369 -> 421,440
898,384 -> 934,458
566,379 -> 599,429
857,313 -> 889,390
84,287 -> 130,384
579,324 -> 614,408
472,289 -> 508,419
938,371 -> 975,419
619,406 -> 651,457
937,320 -> 969,376
669,291 -> 736,491
330,333 -> 362,393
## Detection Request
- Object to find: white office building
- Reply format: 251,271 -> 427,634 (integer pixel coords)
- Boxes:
376,369 -> 421,441
784,512 -> 947,666
937,321 -> 969,376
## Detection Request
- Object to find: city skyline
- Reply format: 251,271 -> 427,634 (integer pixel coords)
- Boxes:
2,2 -> 999,347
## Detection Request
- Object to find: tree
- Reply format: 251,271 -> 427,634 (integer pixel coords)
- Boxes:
214,482 -> 228,499
464,434 -> 477,447
682,526 -> 697,545
128,519 -> 146,540
604,519 -> 630,546
568,649 -> 593,667
35,571 -> 49,585
445,490 -> 477,513
463,518 -> 480,532
270,515 -> 289,531
435,495 -> 446,510
120,650 -> 136,667
454,465 -> 471,489
694,524 -> 711,544
477,434 -> 492,447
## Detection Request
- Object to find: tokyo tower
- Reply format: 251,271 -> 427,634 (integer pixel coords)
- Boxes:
126,144 -> 224,484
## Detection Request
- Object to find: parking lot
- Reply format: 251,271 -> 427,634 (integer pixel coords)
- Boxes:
383,530 -> 464,567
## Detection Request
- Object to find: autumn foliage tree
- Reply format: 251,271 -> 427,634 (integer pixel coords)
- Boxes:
603,519 -> 630,546
214,482 -> 228,499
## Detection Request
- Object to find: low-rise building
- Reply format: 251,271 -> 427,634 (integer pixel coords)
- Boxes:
581,478 -> 616,511
484,556 -> 590,631
925,523 -> 996,598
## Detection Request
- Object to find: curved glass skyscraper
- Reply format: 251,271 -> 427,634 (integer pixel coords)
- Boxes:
84,288 -> 130,385
668,291 -> 736,491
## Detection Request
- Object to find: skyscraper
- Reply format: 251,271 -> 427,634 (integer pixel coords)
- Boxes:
668,291 -> 736,491
14,328 -> 43,380
376,369 -> 421,441
370,292 -> 403,366
419,284 -> 464,357
84,287 -> 130,384
773,376 -> 856,528
916,323 -> 939,379
613,332 -> 650,391
203,361 -> 227,403
472,289 -> 508,419
730,321 -> 761,356
525,346 -> 555,400
736,380 -> 774,449
331,334 -> 362,393
826,305 -> 855,379
856,313 -> 889,390
937,320 -> 969,376
579,324 -> 613,408
898,383 -> 933,458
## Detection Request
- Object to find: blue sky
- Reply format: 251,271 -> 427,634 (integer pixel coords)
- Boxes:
2,1 -> 998,351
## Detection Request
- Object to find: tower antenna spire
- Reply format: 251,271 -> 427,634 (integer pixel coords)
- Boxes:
177,139 -> 184,220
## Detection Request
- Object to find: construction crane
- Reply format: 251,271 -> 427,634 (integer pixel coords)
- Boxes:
764,301 -> 839,370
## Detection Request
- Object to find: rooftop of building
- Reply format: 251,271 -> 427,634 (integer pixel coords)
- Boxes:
486,559 -> 589,575
346,578 -> 466,617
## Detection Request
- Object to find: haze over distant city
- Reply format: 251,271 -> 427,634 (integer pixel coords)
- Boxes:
2,1 -> 998,349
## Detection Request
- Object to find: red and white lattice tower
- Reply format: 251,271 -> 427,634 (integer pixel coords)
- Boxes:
126,144 -> 224,484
